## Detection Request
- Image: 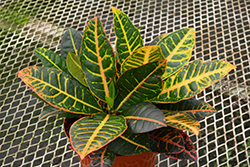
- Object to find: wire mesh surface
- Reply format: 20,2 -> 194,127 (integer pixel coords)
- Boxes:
0,0 -> 250,166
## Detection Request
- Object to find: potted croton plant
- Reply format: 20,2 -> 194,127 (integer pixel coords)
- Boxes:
18,7 -> 236,167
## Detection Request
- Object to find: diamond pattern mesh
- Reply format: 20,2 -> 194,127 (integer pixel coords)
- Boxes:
0,0 -> 250,166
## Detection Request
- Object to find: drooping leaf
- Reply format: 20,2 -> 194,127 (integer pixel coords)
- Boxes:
121,45 -> 165,74
150,28 -> 195,80
66,52 -> 87,87
150,33 -> 168,46
35,48 -> 67,72
165,131 -> 197,161
39,106 -> 78,120
112,7 -> 144,63
108,133 -> 150,155
122,102 -> 167,133
156,98 -> 217,120
148,127 -> 185,154
162,110 -> 200,136
18,67 -> 103,114
153,60 -> 236,103
89,146 -> 115,167
80,17 -> 116,102
115,60 -> 166,112
61,28 -> 82,60
70,113 -> 127,159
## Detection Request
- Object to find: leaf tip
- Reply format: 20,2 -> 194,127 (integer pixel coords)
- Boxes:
17,69 -> 23,78
231,63 -> 237,70
111,6 -> 117,11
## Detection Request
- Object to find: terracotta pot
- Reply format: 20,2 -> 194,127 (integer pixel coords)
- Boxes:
79,152 -> 158,167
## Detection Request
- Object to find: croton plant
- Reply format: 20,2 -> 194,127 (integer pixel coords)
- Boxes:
18,7 -> 236,166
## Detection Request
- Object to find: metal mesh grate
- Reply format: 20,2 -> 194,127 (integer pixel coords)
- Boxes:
0,0 -> 250,166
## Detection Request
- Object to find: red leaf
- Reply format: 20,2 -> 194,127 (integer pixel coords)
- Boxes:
148,127 -> 185,154
165,131 -> 197,161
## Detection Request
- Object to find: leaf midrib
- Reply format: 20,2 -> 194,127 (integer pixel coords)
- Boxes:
35,49 -> 61,70
161,64 -> 232,94
114,10 -> 131,54
69,29 -> 78,55
120,135 -> 150,151
94,18 -> 110,98
23,72 -> 102,112
116,60 -> 166,111
164,113 -> 199,135
148,134 -> 185,148
81,114 -> 110,158
164,29 -> 192,62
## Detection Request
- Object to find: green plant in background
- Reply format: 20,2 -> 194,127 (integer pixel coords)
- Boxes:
18,7 -> 236,166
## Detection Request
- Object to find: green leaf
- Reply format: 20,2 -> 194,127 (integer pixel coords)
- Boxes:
89,146 -> 115,167
162,110 -> 200,136
121,45 -> 165,74
80,17 -> 116,102
150,33 -> 168,46
115,60 -> 166,111
32,91 -> 77,119
122,102 -> 167,133
39,106 -> 78,120
137,26 -> 144,30
108,81 -> 116,101
150,28 -> 195,80
66,52 -> 87,87
153,60 -> 236,103
18,67 -> 103,114
148,127 -> 185,154
165,131 -> 197,161
108,133 -> 150,155
105,81 -> 115,108
31,91 -> 48,104
156,98 -> 217,120
35,48 -> 67,72
70,113 -> 127,159
112,7 -> 144,63
61,28 -> 82,60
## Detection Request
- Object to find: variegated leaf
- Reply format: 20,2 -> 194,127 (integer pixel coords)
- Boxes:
18,67 -> 102,114
80,17 -> 116,102
35,48 -> 67,72
122,102 -> 167,133
112,7 -> 144,63
89,146 -> 115,167
150,33 -> 168,46
148,127 -> 185,154
121,45 -> 165,74
150,28 -> 195,80
108,133 -> 150,155
67,52 -> 87,87
115,60 -> 166,112
156,98 -> 217,120
70,113 -> 127,159
39,106 -> 77,120
162,110 -> 200,136
153,60 -> 236,103
61,28 -> 82,59
165,131 -> 197,161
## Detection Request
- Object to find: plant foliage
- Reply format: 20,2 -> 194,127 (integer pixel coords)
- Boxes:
18,7 -> 236,167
